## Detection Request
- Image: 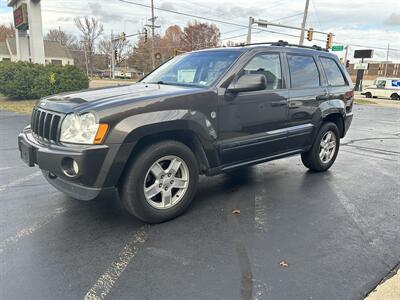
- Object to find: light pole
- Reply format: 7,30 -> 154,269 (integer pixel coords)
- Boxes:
299,0 -> 310,45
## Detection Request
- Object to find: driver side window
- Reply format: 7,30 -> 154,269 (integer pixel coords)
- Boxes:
241,53 -> 283,90
376,80 -> 386,89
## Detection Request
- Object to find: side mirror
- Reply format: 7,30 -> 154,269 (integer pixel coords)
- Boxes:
227,74 -> 267,93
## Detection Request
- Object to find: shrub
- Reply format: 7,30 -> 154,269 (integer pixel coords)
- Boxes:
0,61 -> 89,99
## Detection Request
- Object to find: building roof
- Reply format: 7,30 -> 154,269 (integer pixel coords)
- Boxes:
1,38 -> 73,59
43,40 -> 73,59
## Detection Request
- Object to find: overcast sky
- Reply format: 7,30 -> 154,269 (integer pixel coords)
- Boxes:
1,0 -> 399,61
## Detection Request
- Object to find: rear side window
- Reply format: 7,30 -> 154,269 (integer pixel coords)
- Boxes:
320,57 -> 347,86
287,55 -> 320,89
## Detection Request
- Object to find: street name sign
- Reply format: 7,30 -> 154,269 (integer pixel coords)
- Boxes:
331,45 -> 344,51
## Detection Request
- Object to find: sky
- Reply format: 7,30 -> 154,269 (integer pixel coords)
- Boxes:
1,0 -> 400,62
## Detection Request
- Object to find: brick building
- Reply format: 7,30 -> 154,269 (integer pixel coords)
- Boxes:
347,61 -> 400,85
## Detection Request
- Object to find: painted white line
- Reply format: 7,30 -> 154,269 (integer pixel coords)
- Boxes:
0,167 -> 11,171
0,207 -> 67,254
84,226 -> 148,300
0,171 -> 41,192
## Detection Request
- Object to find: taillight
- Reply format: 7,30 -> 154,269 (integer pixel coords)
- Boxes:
345,89 -> 355,99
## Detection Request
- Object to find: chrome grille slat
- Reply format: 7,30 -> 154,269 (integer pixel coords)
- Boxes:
30,108 -> 64,143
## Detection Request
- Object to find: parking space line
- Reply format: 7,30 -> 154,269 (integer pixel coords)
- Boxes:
0,207 -> 67,254
84,226 -> 148,300
0,171 -> 41,192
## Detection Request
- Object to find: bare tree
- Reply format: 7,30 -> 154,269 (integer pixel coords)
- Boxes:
74,17 -> 104,75
98,37 -> 131,67
0,23 -> 15,42
45,28 -> 78,49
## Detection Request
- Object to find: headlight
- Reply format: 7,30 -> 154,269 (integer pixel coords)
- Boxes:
60,113 -> 106,144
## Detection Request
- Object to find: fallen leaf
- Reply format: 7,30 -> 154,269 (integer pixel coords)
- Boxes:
231,209 -> 241,215
279,260 -> 289,267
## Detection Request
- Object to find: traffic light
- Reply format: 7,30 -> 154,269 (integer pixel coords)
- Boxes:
307,28 -> 313,42
120,32 -> 126,43
114,50 -> 118,61
144,28 -> 148,42
326,33 -> 333,49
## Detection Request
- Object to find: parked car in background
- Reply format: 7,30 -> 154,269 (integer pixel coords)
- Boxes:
18,41 -> 354,223
362,77 -> 400,100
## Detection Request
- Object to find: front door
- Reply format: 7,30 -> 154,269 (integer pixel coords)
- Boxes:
218,52 -> 289,165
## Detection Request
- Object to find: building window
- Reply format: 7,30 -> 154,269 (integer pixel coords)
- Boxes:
51,60 -> 62,65
1,58 -> 11,61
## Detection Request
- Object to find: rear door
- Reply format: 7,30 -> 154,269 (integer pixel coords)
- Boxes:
319,56 -> 353,105
286,53 -> 327,149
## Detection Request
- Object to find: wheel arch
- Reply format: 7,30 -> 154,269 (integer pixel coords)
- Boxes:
319,100 -> 346,138
323,113 -> 345,138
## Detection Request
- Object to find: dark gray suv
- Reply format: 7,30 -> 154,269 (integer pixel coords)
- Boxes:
18,41 -> 354,223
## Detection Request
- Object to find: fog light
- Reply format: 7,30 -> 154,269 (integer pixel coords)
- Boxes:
62,158 -> 79,177
72,160 -> 79,174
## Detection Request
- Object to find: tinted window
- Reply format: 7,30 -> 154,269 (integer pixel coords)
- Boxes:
142,51 -> 242,87
287,55 -> 320,88
320,57 -> 346,86
241,53 -> 282,90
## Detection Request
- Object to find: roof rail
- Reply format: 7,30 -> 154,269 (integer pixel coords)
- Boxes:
236,40 -> 328,52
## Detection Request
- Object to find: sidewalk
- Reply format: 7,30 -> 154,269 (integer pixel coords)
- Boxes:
366,268 -> 399,300
354,92 -> 400,109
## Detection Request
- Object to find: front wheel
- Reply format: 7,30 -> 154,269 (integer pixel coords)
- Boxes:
301,122 -> 340,172
120,140 -> 199,223
365,92 -> 372,98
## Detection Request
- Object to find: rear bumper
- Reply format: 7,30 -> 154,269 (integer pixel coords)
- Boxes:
344,112 -> 353,136
18,127 -> 129,200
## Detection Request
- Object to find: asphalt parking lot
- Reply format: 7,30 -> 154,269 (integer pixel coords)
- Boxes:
0,104 -> 399,300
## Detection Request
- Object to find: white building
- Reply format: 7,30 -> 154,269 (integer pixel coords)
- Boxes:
0,38 -> 74,66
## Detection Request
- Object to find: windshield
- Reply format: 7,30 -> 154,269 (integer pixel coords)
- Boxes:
142,50 -> 242,87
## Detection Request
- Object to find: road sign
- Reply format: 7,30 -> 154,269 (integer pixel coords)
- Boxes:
354,49 -> 374,59
331,45 -> 344,51
354,63 -> 369,70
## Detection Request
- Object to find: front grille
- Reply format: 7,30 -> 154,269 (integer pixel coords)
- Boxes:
31,108 -> 64,142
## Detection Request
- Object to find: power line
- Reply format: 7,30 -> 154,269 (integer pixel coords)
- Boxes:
118,0 -> 400,52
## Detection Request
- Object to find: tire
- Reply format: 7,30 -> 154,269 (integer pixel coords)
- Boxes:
390,93 -> 399,101
301,122 -> 340,172
365,92 -> 372,98
120,140 -> 199,223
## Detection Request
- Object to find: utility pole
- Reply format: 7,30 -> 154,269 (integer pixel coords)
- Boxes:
384,43 -> 390,77
247,17 -> 254,44
344,45 -> 349,66
299,0 -> 310,45
150,0 -> 156,70
111,31 -> 115,79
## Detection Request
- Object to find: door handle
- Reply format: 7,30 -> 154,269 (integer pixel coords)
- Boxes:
316,89 -> 329,101
271,100 -> 287,107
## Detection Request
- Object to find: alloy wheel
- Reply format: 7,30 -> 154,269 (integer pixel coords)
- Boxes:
143,155 -> 189,209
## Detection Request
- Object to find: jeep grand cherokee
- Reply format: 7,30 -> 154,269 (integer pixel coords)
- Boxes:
18,41 -> 354,223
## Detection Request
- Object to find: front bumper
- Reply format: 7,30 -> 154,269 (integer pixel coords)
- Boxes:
18,127 -> 117,200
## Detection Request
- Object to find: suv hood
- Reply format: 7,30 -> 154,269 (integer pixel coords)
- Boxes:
37,83 -> 204,114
